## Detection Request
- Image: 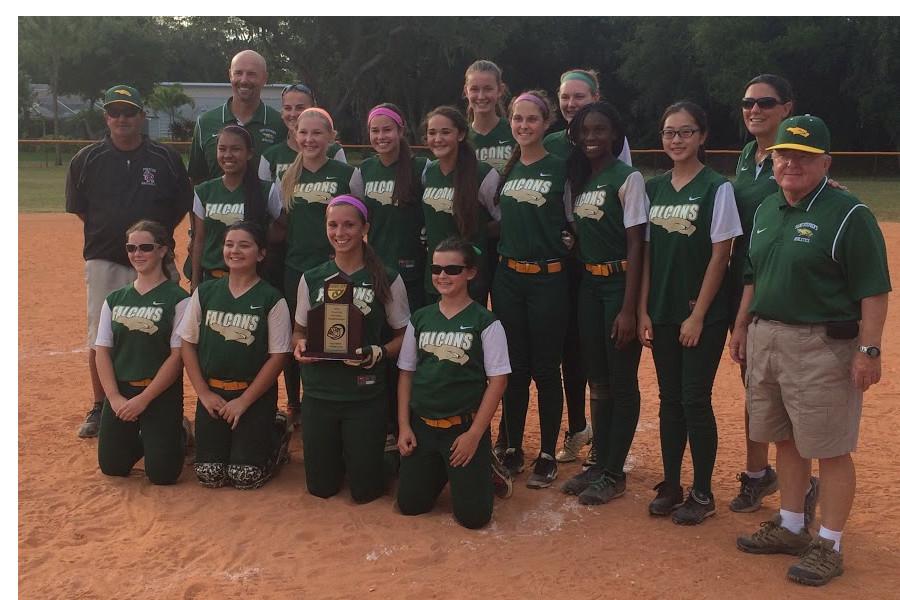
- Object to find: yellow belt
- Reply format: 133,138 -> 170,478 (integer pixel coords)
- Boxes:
504,257 -> 563,274
127,378 -> 153,387
208,378 -> 250,391
420,413 -> 474,429
208,269 -> 228,278
584,260 -> 628,277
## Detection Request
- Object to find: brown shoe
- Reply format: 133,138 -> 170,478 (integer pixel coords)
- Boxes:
737,514 -> 812,555
787,537 -> 844,586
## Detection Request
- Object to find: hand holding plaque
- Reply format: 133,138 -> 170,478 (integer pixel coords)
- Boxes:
304,272 -> 364,360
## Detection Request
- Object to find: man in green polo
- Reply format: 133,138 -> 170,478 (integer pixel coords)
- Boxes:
729,115 -> 890,586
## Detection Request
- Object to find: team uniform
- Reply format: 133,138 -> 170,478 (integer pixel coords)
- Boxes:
645,166 -> 741,498
178,277 -> 292,489
295,261 -> 410,502
96,280 -> 190,484
421,160 -> 501,305
470,118 -> 515,171
492,152 -> 573,469
396,302 -> 511,528
192,178 -> 280,281
258,141 -> 347,182
572,160 -> 648,480
544,130 -> 633,165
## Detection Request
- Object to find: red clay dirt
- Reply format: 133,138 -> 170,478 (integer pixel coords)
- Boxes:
19,213 -> 900,598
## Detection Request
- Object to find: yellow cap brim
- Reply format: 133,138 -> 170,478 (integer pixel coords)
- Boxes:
766,143 -> 825,154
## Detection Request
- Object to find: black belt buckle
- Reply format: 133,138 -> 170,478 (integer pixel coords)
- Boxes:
825,321 -> 858,340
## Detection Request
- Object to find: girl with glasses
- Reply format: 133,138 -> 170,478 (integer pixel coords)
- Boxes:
95,220 -> 190,485
396,237 -> 511,528
638,101 -> 741,525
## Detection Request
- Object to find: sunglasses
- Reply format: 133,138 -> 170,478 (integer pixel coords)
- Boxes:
283,83 -> 315,98
126,243 -> 160,253
741,97 -> 782,110
430,264 -> 466,276
106,105 -> 140,118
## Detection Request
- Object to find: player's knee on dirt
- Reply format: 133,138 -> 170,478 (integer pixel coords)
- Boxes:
397,488 -> 437,516
228,464 -> 269,490
453,505 -> 492,530
145,458 -> 183,486
195,462 -> 227,488
99,458 -> 133,478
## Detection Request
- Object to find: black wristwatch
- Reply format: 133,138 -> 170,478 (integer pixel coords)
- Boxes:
858,345 -> 881,358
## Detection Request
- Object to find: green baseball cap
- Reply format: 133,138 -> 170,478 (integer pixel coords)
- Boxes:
767,114 -> 831,154
103,85 -> 143,110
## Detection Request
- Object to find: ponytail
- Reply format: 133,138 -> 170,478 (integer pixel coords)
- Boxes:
493,143 -> 522,205
453,141 -> 480,240
280,152 -> 304,212
363,241 -> 392,307
392,137 -> 422,208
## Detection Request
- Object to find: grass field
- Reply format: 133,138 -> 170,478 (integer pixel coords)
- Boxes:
20,158 -> 898,220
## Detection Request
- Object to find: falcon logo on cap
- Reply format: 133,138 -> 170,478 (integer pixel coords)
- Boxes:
786,127 -> 810,138
114,89 -> 133,97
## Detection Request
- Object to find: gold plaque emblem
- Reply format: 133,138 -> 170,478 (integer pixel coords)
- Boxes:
327,284 -> 347,301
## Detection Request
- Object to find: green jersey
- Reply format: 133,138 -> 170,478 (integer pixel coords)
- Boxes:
646,166 -> 742,325
497,153 -> 571,261
193,177 -> 276,271
98,281 -> 189,382
471,118 -> 514,171
746,179 -> 891,323
279,159 -> 362,273
360,155 -> 428,283
259,142 -> 346,182
729,141 -> 778,293
194,277 -> 286,381
573,160 -> 648,264
400,302 -> 508,419
298,261 -> 409,402
188,99 -> 287,183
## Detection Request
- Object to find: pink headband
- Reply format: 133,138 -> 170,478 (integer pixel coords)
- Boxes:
367,107 -> 404,127
514,93 -> 548,112
328,195 -> 368,222
300,107 -> 334,130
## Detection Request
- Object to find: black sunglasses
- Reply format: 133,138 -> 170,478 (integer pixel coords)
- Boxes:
126,243 -> 160,253
430,264 -> 466,275
106,105 -> 140,118
741,97 -> 782,110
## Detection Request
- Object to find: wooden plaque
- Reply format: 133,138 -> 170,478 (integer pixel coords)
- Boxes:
305,272 -> 364,360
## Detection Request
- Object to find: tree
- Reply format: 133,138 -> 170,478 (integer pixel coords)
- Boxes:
145,84 -> 196,138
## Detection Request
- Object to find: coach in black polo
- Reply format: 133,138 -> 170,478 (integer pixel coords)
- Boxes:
66,84 -> 192,438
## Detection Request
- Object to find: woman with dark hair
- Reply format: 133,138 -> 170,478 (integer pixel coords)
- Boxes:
559,101 -> 648,505
638,101 -> 742,525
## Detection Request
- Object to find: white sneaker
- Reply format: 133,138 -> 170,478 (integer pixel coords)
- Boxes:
555,423 -> 592,462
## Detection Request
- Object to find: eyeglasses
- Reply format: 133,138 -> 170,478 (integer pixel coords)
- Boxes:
126,243 -> 160,253
106,105 -> 140,118
283,83 -> 314,98
741,97 -> 783,110
660,128 -> 699,140
430,264 -> 466,275
772,151 -> 821,165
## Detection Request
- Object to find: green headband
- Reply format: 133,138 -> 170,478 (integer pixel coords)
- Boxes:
561,71 -> 598,92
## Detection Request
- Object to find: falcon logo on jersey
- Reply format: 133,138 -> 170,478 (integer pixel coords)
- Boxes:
419,330 -> 474,365
786,127 -> 810,138
293,181 -> 338,204
365,180 -> 395,206
793,222 -> 817,243
141,168 -> 157,186
649,204 -> 699,236
501,178 -> 552,206
206,203 -> 244,226
476,146 -> 512,171
112,305 -> 163,335
423,187 -> 454,214
205,310 -> 260,346
574,189 -> 607,221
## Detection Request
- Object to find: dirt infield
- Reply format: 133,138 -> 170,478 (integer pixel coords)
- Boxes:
19,213 -> 900,598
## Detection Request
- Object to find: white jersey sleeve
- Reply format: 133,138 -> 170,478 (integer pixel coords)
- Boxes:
192,191 -> 205,219
176,289 -> 202,344
267,183 -> 283,219
169,297 -> 190,348
396,322 -> 418,372
478,168 -> 502,221
482,320 -> 512,376
620,171 -> 650,229
95,301 -> 114,347
258,155 -> 273,182
267,298 -> 293,353
350,168 -> 364,199
333,148 -> 347,164
619,136 -> 633,166
295,275 -> 310,327
710,182 -> 743,243
386,275 -> 411,329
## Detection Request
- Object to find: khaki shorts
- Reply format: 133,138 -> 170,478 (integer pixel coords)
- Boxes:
745,318 -> 861,459
85,259 -> 136,347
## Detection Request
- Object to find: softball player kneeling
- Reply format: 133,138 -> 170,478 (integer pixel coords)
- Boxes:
396,237 -> 511,529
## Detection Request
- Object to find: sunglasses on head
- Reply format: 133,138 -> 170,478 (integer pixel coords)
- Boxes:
126,243 -> 160,253
430,264 -> 466,276
283,83 -> 314,98
741,97 -> 782,110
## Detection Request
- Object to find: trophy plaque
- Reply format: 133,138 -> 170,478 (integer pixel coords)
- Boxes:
304,272 -> 364,360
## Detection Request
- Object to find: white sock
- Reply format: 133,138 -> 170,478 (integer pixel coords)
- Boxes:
746,468 -> 767,479
818,526 -> 842,552
779,509 -> 805,534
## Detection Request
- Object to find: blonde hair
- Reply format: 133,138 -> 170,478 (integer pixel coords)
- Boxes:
280,109 -> 335,211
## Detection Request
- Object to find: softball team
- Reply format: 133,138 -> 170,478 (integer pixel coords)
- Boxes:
638,101 -> 741,524
95,220 -> 190,485
293,196 -> 410,503
179,221 -> 292,489
397,237 -> 510,529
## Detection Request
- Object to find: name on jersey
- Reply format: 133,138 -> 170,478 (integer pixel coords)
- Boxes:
259,128 -> 277,145
477,147 -> 512,171
649,204 -> 699,236
293,181 -> 338,204
112,305 -> 163,335
793,221 -> 818,243
501,178 -> 551,206
207,203 -> 244,226
205,310 -> 260,346
423,187 -> 454,214
315,285 -> 375,315
574,189 -> 607,221
365,180 -> 395,206
419,330 -> 473,365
